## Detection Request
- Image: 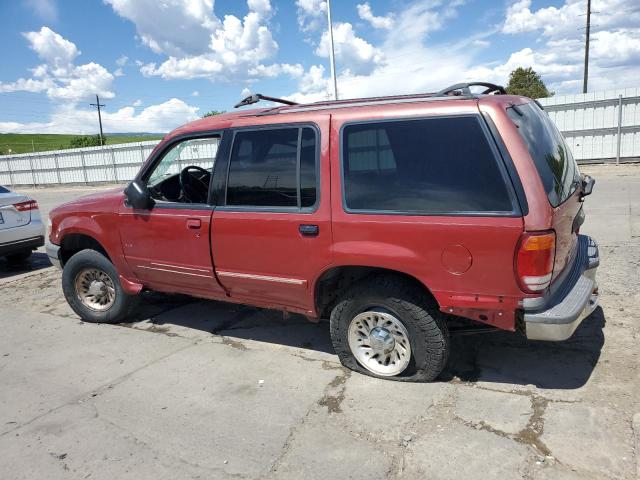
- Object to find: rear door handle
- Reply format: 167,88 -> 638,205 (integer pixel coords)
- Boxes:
187,219 -> 201,229
299,224 -> 319,236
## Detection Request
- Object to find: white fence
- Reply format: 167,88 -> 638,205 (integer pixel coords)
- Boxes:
1,87 -> 639,187
0,141 -> 160,187
538,87 -> 640,164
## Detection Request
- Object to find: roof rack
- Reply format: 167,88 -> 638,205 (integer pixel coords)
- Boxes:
436,82 -> 507,96
234,93 -> 298,108
242,81 -> 507,116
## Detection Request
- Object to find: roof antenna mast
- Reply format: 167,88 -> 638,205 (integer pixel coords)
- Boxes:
326,0 -> 339,101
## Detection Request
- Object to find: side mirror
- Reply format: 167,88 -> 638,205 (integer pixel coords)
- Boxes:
124,180 -> 155,210
580,175 -> 595,200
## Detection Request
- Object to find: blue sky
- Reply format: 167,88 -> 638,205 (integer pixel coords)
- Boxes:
1,0 -> 638,133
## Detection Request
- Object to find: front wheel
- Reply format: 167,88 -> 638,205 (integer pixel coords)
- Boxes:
62,249 -> 138,323
329,275 -> 449,382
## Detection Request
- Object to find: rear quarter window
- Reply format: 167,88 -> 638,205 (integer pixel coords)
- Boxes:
507,102 -> 580,207
341,116 -> 515,214
0,186 -> 10,193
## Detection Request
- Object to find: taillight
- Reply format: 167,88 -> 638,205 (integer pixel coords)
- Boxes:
516,231 -> 556,293
14,200 -> 38,211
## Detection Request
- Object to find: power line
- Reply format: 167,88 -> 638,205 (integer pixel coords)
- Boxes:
89,94 -> 105,146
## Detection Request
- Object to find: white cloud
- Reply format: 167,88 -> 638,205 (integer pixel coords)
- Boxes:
289,0 -> 640,102
23,26 -> 79,67
315,22 -> 383,75
114,67 -> 125,77
191,90 -> 200,97
122,0 -> 288,83
105,0 -> 220,56
0,98 -> 199,134
115,54 -> 128,67
25,0 -> 58,22
296,0 -> 327,32
240,87 -> 252,97
132,99 -> 143,106
1,27 -> 115,102
357,3 -> 393,30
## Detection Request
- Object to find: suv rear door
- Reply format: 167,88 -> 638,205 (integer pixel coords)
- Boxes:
210,116 -> 332,314
506,102 -> 583,280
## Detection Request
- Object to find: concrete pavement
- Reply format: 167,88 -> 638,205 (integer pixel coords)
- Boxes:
0,164 -> 638,479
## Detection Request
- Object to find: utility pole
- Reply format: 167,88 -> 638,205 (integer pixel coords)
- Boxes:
582,0 -> 591,94
90,94 -> 105,146
326,0 -> 339,100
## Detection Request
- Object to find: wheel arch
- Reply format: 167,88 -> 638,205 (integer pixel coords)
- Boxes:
313,265 -> 438,319
59,232 -> 111,266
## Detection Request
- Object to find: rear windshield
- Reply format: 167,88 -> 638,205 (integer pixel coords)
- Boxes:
341,116 -> 514,214
0,186 -> 9,193
507,102 -> 580,207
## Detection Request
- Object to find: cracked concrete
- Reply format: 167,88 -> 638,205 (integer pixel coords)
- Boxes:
0,164 -> 638,479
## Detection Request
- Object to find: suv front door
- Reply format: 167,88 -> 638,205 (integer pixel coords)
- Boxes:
210,118 -> 332,314
118,134 -> 225,298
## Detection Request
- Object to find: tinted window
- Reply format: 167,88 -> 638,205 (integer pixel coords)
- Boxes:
507,102 -> 580,207
342,116 -> 513,214
300,128 -> 317,207
226,127 -> 317,208
0,185 -> 9,193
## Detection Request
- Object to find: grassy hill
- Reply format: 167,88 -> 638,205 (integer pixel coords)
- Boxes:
0,133 -> 163,155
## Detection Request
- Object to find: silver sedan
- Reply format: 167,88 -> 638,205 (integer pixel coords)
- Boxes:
0,185 -> 45,263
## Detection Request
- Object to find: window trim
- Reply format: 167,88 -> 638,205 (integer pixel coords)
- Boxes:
339,114 -> 522,217
133,129 -> 224,210
216,122 -> 321,214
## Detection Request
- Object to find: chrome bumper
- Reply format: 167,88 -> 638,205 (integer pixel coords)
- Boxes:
524,235 -> 599,341
46,241 -> 62,269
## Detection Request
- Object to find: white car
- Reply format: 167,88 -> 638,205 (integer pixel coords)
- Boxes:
0,185 -> 45,263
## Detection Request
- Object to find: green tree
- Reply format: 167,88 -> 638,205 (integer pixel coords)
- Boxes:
202,110 -> 225,118
506,67 -> 553,99
69,134 -> 105,148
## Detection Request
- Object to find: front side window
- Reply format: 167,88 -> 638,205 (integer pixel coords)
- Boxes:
146,137 -> 219,204
507,102 -> 580,207
342,116 -> 514,214
226,126 -> 318,209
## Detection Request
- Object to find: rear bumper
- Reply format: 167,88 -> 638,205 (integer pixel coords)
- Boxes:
46,241 -> 62,269
524,235 -> 599,341
0,235 -> 44,257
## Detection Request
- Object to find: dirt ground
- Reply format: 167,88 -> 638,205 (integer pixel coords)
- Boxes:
0,163 -> 638,479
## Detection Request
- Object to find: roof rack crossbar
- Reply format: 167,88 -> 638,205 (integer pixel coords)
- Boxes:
436,82 -> 507,97
234,93 -> 298,108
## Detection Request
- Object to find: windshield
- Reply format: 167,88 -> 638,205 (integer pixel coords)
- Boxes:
507,102 -> 580,207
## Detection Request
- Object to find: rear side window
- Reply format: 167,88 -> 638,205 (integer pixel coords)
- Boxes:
226,126 -> 318,209
0,186 -> 9,193
342,116 -> 514,214
507,102 -> 580,207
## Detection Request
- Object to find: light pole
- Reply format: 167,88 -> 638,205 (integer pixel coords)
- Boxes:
326,0 -> 339,100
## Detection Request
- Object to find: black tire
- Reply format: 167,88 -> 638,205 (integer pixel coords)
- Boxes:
5,249 -> 32,264
329,274 -> 449,382
62,249 -> 138,323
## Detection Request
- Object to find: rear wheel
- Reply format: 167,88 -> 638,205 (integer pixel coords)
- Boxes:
5,249 -> 32,264
62,249 -> 138,323
329,274 -> 449,382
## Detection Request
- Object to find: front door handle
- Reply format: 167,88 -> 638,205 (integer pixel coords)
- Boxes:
299,224 -> 319,236
187,219 -> 201,229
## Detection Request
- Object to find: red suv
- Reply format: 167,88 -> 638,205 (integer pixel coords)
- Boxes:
47,83 -> 599,382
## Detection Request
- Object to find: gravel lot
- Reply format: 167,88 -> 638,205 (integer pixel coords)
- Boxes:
1,164 -> 639,480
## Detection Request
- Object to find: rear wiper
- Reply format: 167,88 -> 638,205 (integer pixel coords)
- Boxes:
234,94 -> 298,108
